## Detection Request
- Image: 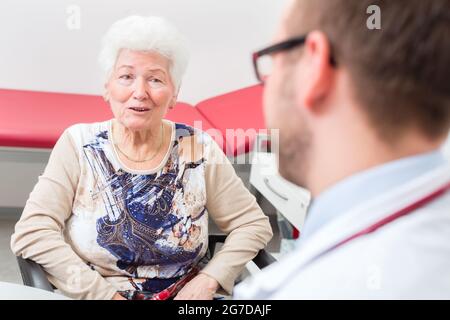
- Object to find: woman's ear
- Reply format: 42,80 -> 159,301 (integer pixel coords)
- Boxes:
169,98 -> 176,109
103,83 -> 110,102
169,91 -> 178,109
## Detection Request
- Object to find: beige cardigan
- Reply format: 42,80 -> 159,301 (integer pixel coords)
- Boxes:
10,120 -> 272,300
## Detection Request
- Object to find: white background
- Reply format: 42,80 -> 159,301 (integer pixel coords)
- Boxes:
0,0 -> 288,104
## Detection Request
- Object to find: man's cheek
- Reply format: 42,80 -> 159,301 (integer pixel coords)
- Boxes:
263,93 -> 279,129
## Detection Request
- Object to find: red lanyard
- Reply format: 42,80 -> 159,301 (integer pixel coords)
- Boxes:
307,180 -> 450,265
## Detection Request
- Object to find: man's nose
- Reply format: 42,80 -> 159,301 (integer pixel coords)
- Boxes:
133,77 -> 149,100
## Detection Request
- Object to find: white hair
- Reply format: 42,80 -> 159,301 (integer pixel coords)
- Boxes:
98,15 -> 190,91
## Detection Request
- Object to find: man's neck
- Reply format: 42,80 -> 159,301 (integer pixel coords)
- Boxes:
308,129 -> 445,197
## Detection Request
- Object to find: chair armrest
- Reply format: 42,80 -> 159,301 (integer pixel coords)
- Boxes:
208,234 -> 227,257
252,249 -> 276,269
207,234 -> 275,269
16,256 -> 54,292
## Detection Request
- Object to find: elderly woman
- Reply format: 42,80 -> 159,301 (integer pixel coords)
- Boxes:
10,16 -> 272,300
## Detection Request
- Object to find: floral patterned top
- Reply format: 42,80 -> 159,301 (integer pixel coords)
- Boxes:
12,119 -> 273,299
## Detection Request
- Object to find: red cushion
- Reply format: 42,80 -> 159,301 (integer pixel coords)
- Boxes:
196,85 -> 266,156
0,89 -> 213,149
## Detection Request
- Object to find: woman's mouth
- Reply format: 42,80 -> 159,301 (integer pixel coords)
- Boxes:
129,107 -> 150,113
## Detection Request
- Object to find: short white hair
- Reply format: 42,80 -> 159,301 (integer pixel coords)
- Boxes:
98,15 -> 190,91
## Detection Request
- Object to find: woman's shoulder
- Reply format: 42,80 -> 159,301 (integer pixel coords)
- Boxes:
65,119 -> 112,149
173,122 -> 215,145
172,121 -> 226,161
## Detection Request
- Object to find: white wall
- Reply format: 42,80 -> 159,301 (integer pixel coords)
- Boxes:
0,0 -> 288,104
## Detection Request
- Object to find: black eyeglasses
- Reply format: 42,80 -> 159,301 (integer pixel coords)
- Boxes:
252,34 -> 336,84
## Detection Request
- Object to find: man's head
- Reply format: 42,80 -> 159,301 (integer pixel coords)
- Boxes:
263,0 -> 450,195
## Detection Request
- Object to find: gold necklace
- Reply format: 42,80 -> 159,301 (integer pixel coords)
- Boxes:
114,123 -> 164,163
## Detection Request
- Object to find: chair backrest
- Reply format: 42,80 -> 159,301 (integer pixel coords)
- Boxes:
0,88 -> 212,149
196,85 -> 266,156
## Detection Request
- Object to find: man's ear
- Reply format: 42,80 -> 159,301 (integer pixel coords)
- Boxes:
299,31 -> 335,112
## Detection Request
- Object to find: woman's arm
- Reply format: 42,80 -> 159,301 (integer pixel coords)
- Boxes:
10,129 -> 117,300
199,138 -> 273,294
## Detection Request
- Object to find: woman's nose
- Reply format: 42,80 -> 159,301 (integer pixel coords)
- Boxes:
133,77 -> 149,101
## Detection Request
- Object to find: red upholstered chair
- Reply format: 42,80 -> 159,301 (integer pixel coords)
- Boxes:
0,88 -> 214,149
196,85 -> 267,157
0,89 -> 112,149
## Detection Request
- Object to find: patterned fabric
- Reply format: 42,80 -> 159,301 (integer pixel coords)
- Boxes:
118,266 -> 200,300
65,120 -> 210,293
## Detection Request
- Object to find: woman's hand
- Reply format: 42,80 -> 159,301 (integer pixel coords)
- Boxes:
112,292 -> 127,300
173,273 -> 219,300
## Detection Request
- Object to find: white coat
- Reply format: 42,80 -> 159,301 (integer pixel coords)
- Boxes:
234,162 -> 450,299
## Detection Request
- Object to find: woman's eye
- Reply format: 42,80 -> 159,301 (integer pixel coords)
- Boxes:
148,78 -> 165,88
119,74 -> 132,80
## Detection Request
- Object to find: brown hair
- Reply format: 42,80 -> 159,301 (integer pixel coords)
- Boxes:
286,0 -> 450,141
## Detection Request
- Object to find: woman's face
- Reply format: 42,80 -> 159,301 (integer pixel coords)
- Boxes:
105,49 -> 177,131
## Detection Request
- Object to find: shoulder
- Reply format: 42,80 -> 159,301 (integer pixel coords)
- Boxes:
172,121 -> 222,156
173,122 -> 214,144
268,201 -> 450,298
318,205 -> 450,297
375,202 -> 450,267
65,120 -> 111,150
172,122 -> 223,166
